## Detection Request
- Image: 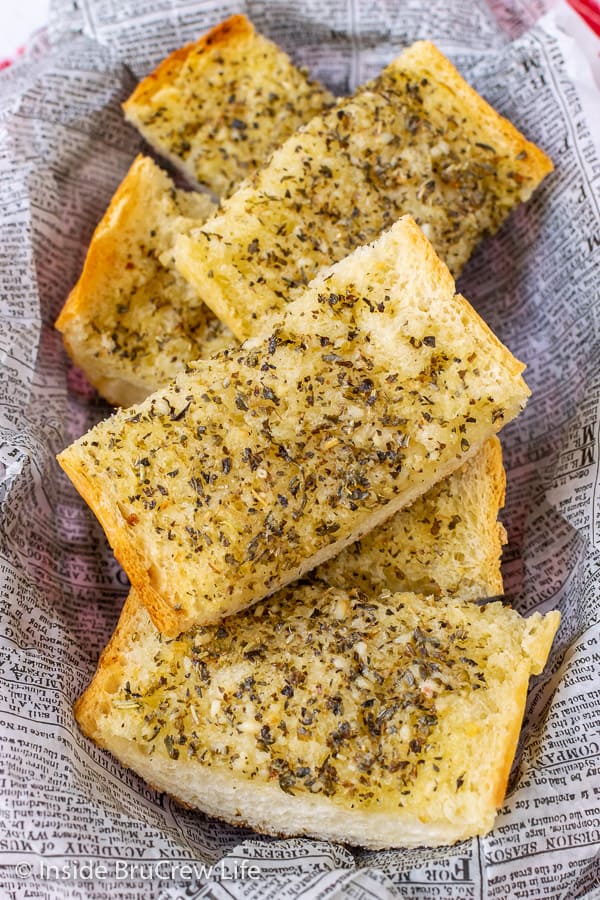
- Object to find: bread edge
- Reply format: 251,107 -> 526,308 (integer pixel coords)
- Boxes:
72,592 -> 492,849
55,154 -> 217,406
57,154 -> 150,335
491,609 -> 560,809
60,435 -> 513,637
485,436 -> 508,596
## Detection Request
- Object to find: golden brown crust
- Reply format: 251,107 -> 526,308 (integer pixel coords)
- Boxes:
490,610 -> 560,807
122,16 -> 255,114
57,449 -> 183,635
492,675 -> 530,809
485,438 -> 508,585
56,154 -> 149,336
74,591 -> 142,736
488,439 -> 509,591
489,435 -> 507,510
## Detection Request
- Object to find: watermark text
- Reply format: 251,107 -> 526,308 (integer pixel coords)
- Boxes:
14,858 -> 261,882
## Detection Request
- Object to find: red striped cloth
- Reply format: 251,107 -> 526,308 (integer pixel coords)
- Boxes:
567,0 -> 600,34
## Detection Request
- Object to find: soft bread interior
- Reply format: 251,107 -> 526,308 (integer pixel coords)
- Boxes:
319,436 -> 506,600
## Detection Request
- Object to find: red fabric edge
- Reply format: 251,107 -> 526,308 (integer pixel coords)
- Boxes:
567,0 -> 600,36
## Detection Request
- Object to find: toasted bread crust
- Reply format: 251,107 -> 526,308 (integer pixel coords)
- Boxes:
57,449 -> 186,635
492,610 -> 561,808
56,154 -> 152,336
74,593 -> 142,733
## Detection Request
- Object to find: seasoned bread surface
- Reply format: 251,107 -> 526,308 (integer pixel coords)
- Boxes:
123,15 -> 334,198
61,38 -> 550,405
319,436 -> 506,600
58,218 -> 529,635
175,40 -> 553,340
56,156 -> 232,407
75,588 -> 560,849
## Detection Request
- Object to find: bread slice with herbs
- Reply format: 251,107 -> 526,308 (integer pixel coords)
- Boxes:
75,586 -> 559,849
123,15 -> 334,198
57,217 -> 529,635
175,39 -> 553,341
56,155 -> 232,407
61,38 -> 550,407
319,436 -> 506,600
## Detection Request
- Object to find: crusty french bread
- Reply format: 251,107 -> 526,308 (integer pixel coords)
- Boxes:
57,217 -> 529,635
123,15 -> 334,198
175,40 -> 553,341
55,156 -> 232,407
60,39 -> 550,406
319,436 -> 506,600
75,586 -> 559,849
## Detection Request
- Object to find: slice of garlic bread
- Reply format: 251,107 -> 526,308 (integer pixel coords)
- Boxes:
75,587 -> 559,849
123,15 -> 334,198
175,40 -> 552,340
56,155 -> 232,407
58,217 -> 529,635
